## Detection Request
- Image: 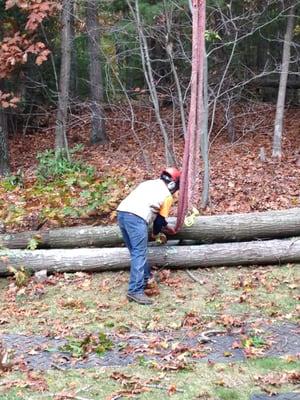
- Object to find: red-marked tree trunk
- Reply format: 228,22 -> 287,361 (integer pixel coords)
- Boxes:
176,0 -> 206,230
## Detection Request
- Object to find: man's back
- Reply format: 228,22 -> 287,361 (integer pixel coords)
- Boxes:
117,179 -> 171,224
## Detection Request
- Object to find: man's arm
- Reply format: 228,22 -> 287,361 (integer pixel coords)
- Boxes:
153,214 -> 168,235
152,194 -> 176,237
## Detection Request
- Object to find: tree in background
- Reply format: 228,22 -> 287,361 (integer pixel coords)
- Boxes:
0,0 -> 59,174
86,0 -> 107,144
0,0 -> 299,180
55,0 -> 74,156
86,0 -> 299,196
0,86 -> 9,175
126,0 -> 177,165
272,5 -> 296,159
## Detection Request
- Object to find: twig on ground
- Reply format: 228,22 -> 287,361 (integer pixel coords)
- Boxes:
186,269 -> 205,284
198,330 -> 226,343
28,395 -> 94,400
75,386 -> 93,394
73,397 -> 94,400
70,397 -> 94,400
26,385 -> 94,400
145,383 -> 184,393
51,363 -> 67,371
0,380 -> 16,386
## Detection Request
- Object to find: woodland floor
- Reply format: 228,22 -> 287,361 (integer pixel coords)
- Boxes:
0,102 -> 299,399
2,101 -> 300,233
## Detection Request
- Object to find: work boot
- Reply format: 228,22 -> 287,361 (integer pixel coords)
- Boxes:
127,293 -> 153,305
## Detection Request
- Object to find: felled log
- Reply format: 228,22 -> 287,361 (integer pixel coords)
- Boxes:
1,208 -> 300,249
0,238 -> 300,275
0,225 -> 124,250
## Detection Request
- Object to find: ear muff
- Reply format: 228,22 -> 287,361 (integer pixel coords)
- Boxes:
160,172 -> 179,193
167,180 -> 176,191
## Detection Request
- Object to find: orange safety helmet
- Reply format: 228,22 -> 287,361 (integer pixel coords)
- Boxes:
160,167 -> 181,193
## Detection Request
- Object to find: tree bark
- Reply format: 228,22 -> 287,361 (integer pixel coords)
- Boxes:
272,6 -> 295,158
1,237 -> 300,275
0,109 -> 9,176
201,50 -> 210,208
0,80 -> 9,176
175,0 -> 206,230
55,0 -> 74,154
86,0 -> 107,144
2,208 -> 300,249
69,8 -> 78,99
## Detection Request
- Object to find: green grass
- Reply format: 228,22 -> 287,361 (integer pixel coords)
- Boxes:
0,265 -> 299,335
215,388 -> 241,400
1,358 -> 299,399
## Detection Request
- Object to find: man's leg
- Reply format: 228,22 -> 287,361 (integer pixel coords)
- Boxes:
123,214 -> 148,294
144,261 -> 151,288
117,212 -> 152,305
117,212 -> 132,252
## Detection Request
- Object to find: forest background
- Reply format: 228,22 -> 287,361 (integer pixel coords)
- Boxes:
0,0 -> 300,231
0,2 -> 300,399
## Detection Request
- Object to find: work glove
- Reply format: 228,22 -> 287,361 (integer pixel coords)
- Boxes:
151,232 -> 168,244
162,225 -> 177,235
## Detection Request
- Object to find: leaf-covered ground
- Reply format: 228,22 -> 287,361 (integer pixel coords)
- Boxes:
0,265 -> 299,399
1,102 -> 300,232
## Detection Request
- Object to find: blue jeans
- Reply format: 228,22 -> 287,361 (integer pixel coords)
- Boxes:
117,211 -> 151,294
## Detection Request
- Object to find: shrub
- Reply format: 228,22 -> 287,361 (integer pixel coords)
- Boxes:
36,145 -> 95,182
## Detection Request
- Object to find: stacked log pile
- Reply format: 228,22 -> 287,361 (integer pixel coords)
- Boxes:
0,208 -> 300,275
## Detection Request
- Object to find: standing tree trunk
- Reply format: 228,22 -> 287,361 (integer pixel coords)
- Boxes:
69,9 -> 78,99
86,0 -> 107,144
0,80 -> 9,176
55,0 -> 74,155
201,51 -> 210,208
272,6 -> 295,159
176,0 -> 206,230
0,108 -> 9,176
